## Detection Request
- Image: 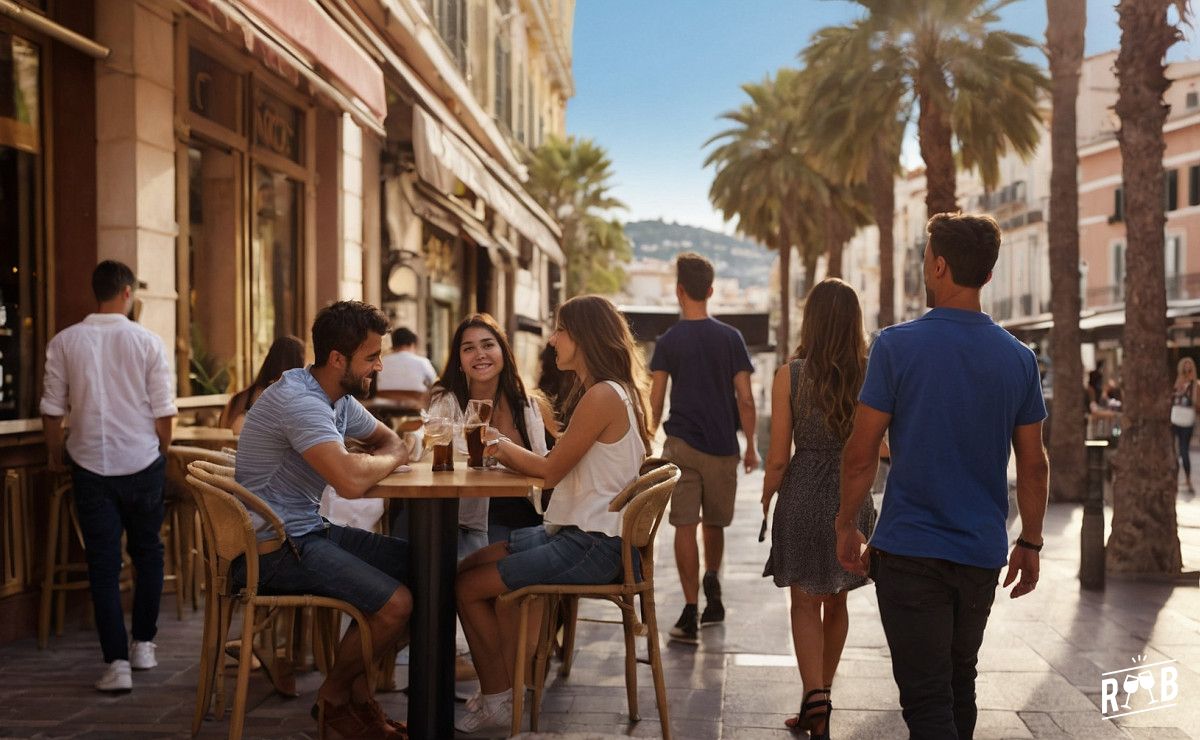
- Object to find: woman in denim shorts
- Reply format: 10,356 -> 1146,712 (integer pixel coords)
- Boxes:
454,295 -> 651,735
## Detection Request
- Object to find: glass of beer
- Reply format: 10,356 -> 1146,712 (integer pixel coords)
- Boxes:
465,422 -> 486,468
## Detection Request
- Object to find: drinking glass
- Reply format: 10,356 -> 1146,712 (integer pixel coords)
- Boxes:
424,395 -> 462,472
1122,672 -> 1140,709
466,399 -> 494,425
1138,669 -> 1157,704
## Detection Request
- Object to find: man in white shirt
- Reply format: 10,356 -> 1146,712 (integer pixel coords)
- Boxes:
40,261 -> 177,693
375,327 -> 436,409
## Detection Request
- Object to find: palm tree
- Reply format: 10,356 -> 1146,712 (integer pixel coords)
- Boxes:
800,0 -> 1046,222
705,70 -> 829,365
1045,0 -> 1087,503
799,23 -> 907,327
1106,0 -> 1189,576
525,135 -> 630,296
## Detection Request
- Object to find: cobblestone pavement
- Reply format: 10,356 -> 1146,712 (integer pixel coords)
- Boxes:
2,468 -> 1200,739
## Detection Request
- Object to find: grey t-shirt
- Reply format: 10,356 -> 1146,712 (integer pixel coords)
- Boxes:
236,367 -> 378,539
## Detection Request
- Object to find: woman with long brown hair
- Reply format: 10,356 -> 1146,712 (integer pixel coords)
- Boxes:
454,295 -> 650,734
219,335 -> 305,433
431,313 -> 558,551
760,278 -> 875,739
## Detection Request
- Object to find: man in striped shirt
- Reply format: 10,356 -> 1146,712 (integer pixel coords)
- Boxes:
234,301 -> 411,738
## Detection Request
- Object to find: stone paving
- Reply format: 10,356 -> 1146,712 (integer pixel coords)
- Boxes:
2,469 -> 1200,739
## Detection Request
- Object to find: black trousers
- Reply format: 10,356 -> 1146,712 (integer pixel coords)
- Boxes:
871,549 -> 1001,740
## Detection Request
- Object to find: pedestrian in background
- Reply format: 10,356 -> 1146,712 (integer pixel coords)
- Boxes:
40,261 -> 177,692
650,252 -> 758,644
760,278 -> 874,739
376,326 -> 437,410
1171,357 -> 1199,493
837,213 -> 1048,739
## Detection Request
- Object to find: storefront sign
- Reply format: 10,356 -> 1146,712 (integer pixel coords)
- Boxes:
254,89 -> 301,164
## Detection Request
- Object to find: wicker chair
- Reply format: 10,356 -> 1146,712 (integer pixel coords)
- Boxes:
499,459 -> 680,738
185,459 -> 377,740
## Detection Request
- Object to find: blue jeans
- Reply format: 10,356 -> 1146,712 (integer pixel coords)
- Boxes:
1174,424 -> 1194,478
871,549 -> 1000,740
71,456 -> 166,664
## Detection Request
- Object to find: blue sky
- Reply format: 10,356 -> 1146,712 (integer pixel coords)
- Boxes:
568,1 -> 1200,233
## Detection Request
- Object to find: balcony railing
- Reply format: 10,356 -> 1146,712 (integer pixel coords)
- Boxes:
1084,273 -> 1200,309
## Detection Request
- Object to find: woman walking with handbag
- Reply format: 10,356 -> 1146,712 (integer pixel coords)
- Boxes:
1171,357 -> 1200,493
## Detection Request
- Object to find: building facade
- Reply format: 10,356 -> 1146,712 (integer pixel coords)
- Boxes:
0,0 -> 572,641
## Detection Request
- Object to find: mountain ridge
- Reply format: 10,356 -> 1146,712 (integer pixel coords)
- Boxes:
623,219 -> 775,288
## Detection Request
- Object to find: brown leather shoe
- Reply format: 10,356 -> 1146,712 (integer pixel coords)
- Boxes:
316,697 -> 404,739
354,698 -> 408,738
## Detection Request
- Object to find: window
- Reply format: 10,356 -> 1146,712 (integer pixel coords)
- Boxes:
431,0 -> 468,73
1112,241 -> 1126,300
515,63 -> 525,143
250,166 -> 301,373
493,14 -> 511,129
0,31 -> 43,420
1165,169 -> 1179,211
1111,187 -> 1124,223
1166,233 -> 1183,278
1190,165 -> 1200,207
1188,90 -> 1199,109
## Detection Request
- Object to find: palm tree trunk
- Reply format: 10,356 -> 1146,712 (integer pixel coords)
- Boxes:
802,251 -> 819,304
777,233 -> 792,367
1046,0 -> 1087,503
1107,0 -> 1182,575
916,79 -> 958,218
824,217 -> 844,280
869,141 -> 896,328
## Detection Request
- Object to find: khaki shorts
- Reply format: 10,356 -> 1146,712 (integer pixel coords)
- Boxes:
663,436 -> 739,527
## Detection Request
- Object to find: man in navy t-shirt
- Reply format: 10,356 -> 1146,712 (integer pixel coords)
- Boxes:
836,213 -> 1048,739
650,253 -> 757,643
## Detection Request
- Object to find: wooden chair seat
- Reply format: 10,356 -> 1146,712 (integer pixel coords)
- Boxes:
498,458 -> 680,738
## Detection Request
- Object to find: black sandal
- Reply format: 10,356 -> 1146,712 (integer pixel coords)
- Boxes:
784,687 -> 831,738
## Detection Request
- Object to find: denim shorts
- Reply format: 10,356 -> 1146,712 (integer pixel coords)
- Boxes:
496,525 -> 627,591
230,524 -> 409,616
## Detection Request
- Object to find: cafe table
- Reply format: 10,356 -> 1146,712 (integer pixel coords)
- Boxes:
171,426 -> 239,449
368,457 -> 543,740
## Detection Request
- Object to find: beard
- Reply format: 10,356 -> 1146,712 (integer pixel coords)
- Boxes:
339,366 -> 373,400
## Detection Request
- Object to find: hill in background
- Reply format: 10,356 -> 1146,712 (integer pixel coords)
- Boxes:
623,219 -> 775,289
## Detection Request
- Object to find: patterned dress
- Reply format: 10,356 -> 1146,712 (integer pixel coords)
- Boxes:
763,359 -> 875,593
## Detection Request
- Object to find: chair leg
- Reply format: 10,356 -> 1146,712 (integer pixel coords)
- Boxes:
511,597 -> 530,738
55,502 -> 74,637
559,596 -> 579,678
191,513 -> 204,611
192,589 -> 221,735
229,601 -> 256,740
620,595 -> 640,722
38,486 -> 64,649
642,591 -> 672,740
213,599 -> 236,720
530,596 -> 555,732
170,506 -> 184,621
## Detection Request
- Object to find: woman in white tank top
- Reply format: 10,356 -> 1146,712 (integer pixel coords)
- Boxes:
454,296 -> 651,735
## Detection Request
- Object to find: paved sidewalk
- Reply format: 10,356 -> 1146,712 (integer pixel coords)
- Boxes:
2,469 -> 1199,738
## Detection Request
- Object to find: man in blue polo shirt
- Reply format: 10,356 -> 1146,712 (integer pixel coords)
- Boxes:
836,213 -> 1048,739
234,301 -> 411,738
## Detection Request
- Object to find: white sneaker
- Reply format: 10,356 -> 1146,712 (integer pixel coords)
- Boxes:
454,693 -> 512,735
95,660 -> 132,692
130,641 -> 157,670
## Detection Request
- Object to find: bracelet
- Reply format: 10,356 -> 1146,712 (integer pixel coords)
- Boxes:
1015,537 -> 1043,552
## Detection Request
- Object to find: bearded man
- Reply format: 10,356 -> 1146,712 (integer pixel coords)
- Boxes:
233,300 -> 412,738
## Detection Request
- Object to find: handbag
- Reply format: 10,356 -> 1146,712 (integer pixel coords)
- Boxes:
1171,403 -> 1196,427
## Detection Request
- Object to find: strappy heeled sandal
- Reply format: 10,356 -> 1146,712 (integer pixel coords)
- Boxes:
784,687 -> 832,737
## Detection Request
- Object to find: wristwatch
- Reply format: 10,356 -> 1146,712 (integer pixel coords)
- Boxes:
1015,536 -> 1043,552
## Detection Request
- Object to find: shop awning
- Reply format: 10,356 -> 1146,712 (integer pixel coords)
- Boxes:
0,0 -> 109,58
412,106 -> 565,266
185,0 -> 385,134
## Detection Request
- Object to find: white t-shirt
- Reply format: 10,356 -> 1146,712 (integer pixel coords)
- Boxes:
40,313 -> 177,476
376,350 -> 437,392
